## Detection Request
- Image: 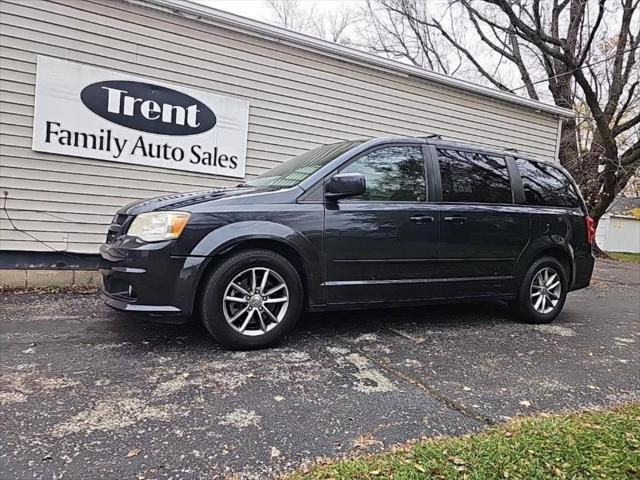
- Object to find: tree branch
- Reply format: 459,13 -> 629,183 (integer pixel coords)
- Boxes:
620,139 -> 640,166
613,80 -> 639,132
603,0 -> 637,120
462,1 -> 516,61
428,18 -> 513,91
577,0 -> 606,66
509,34 -> 540,100
613,112 -> 640,136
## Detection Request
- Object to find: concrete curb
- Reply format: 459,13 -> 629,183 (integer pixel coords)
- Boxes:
0,269 -> 101,289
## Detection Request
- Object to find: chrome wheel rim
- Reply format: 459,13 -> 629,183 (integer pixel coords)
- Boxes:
222,267 -> 289,337
530,267 -> 561,315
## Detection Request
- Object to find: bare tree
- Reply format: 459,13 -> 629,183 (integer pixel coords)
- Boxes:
317,5 -> 357,44
265,0 -> 317,34
264,0 -> 356,44
365,0 -> 639,224
358,0 -> 459,71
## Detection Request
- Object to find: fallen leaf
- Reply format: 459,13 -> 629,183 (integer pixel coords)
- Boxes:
353,434 -> 382,450
449,456 -> 466,465
414,463 -> 426,473
126,448 -> 141,458
519,400 -> 531,407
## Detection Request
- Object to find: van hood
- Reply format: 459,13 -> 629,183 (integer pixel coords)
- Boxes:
118,186 -> 268,215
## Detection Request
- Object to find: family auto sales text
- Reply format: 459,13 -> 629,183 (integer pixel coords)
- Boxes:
44,121 -> 239,169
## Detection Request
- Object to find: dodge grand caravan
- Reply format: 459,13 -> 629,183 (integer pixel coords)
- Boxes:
100,137 -> 595,349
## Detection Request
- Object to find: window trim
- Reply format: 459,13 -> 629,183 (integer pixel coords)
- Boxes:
431,147 -> 515,206
325,142 -> 430,204
426,144 -> 443,202
505,155 -> 525,204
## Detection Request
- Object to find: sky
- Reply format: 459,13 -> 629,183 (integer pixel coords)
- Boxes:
195,0 -> 273,19
194,0 -> 367,23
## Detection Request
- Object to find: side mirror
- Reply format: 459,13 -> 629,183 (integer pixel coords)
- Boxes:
325,173 -> 366,201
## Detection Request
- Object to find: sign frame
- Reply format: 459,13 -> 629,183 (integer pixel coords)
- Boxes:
32,56 -> 250,179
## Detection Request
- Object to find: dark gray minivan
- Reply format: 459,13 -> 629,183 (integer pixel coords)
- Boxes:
100,136 -> 595,349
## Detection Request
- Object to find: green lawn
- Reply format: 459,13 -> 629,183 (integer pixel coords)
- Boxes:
288,403 -> 640,480
608,252 -> 640,264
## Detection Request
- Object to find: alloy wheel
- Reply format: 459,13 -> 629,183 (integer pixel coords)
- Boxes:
222,267 -> 289,336
530,266 -> 561,315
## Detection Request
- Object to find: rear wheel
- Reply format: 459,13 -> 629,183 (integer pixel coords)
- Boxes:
200,249 -> 303,349
512,256 -> 568,324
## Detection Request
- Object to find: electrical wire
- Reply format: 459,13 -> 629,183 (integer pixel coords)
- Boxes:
509,45 -> 640,93
2,192 -> 93,259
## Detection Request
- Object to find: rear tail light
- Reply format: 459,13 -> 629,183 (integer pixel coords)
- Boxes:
585,216 -> 595,245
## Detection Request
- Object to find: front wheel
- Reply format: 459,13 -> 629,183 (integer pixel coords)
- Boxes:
512,256 -> 568,324
200,249 -> 303,349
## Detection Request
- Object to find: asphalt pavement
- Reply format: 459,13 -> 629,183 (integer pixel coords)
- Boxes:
1,260 -> 638,479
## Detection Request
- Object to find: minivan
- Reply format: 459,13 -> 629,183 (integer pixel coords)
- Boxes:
100,137 -> 595,349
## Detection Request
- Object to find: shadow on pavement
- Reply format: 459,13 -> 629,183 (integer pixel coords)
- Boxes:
104,299 -> 517,350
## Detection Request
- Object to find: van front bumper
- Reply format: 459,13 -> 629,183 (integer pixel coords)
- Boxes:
99,237 -> 207,320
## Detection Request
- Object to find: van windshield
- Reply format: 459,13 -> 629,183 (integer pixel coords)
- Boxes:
245,140 -> 363,190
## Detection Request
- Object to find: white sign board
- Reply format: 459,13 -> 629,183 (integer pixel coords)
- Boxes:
32,56 -> 249,178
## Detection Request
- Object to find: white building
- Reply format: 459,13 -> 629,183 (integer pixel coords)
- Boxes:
0,0 -> 573,280
596,197 -> 640,254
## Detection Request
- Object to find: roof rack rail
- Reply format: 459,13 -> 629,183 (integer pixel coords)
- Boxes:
420,134 -> 442,140
504,147 -> 519,152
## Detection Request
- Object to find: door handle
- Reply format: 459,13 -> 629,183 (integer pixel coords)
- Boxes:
443,216 -> 467,224
410,215 -> 434,223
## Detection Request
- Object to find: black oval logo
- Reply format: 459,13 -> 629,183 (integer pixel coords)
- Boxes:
80,80 -> 216,135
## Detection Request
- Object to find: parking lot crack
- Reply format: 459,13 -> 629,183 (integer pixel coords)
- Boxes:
339,339 -> 495,427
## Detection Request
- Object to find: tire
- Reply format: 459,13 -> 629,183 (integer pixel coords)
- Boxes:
200,249 -> 303,350
512,256 -> 568,324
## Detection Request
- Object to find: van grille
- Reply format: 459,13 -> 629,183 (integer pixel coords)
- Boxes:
106,213 -> 130,243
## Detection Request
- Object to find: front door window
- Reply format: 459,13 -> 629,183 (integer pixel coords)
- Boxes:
340,146 -> 426,202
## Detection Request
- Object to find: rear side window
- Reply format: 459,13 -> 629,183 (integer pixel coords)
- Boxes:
340,146 -> 426,201
437,149 -> 512,204
516,159 -> 580,207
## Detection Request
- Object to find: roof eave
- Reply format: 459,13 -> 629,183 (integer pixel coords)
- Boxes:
132,0 -> 575,119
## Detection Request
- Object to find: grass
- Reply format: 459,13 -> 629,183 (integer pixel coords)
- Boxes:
608,252 -> 640,264
288,403 -> 640,480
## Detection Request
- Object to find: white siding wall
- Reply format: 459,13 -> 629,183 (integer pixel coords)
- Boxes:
0,0 -> 562,253
596,216 -> 640,253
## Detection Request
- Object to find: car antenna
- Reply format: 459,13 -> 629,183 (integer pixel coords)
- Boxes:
421,134 -> 442,140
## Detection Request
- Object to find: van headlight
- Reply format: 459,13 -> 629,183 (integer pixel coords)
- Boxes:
127,211 -> 191,242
